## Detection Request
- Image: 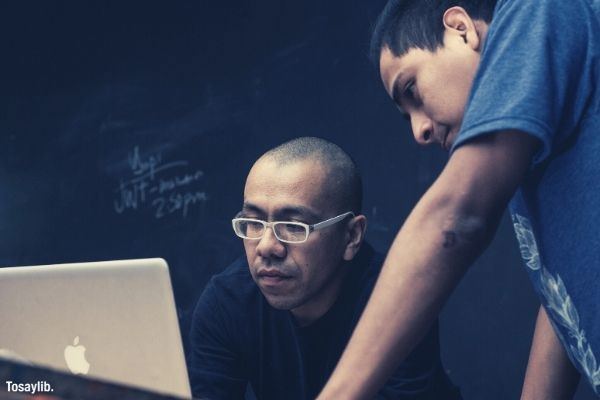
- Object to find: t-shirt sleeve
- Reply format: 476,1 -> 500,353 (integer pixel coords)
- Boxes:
452,0 -> 596,166
189,279 -> 247,400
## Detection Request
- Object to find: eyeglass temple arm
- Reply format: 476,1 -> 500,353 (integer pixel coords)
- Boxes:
310,212 -> 355,231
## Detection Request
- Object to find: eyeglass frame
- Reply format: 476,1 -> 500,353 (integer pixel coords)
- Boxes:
231,211 -> 355,244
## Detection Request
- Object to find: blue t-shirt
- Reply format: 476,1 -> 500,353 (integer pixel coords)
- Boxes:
452,0 -> 600,394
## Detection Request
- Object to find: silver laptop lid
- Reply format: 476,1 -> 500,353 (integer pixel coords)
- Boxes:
0,258 -> 191,399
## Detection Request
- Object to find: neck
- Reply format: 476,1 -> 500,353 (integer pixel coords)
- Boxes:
474,19 -> 489,49
291,266 -> 348,327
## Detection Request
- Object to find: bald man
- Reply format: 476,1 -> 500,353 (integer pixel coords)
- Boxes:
188,137 -> 460,399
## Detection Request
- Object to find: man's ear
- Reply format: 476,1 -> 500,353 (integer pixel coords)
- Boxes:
443,6 -> 482,51
343,215 -> 367,261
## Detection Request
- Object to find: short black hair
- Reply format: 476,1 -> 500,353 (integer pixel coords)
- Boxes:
370,0 -> 497,68
262,137 -> 363,214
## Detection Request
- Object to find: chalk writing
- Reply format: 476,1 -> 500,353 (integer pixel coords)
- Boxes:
152,191 -> 208,219
128,146 -> 162,179
114,146 -> 208,219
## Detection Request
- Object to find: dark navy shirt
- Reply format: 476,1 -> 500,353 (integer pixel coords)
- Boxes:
189,244 -> 461,399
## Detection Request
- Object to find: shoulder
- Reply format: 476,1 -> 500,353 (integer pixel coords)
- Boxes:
352,242 -> 384,279
492,0 -> 596,22
203,258 -> 258,300
192,257 -> 261,326
485,0 -> 599,56
340,243 -> 387,311
188,259 -> 257,399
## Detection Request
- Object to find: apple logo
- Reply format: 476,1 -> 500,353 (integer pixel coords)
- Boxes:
64,336 -> 90,375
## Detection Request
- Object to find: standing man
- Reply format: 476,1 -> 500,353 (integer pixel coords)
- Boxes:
318,0 -> 600,399
189,137 -> 461,399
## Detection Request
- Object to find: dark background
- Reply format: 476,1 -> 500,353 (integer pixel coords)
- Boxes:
1,1 -> 595,399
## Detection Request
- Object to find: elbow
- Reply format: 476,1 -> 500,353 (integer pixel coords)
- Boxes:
409,178 -> 507,264
441,212 -> 495,250
424,190 -> 501,256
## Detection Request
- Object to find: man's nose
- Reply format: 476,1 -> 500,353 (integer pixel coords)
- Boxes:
255,226 -> 286,259
410,112 -> 434,146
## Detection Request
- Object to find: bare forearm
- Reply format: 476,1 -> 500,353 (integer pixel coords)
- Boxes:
521,307 -> 580,400
317,185 -> 494,399
317,132 -> 537,400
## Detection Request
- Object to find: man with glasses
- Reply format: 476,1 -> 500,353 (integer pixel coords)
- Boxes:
188,137 -> 461,399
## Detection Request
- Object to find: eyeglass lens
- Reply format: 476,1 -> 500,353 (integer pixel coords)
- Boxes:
234,220 -> 308,243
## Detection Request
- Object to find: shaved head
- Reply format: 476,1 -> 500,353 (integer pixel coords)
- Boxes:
258,137 -> 362,214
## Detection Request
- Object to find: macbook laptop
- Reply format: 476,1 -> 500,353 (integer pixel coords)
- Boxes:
0,258 -> 191,399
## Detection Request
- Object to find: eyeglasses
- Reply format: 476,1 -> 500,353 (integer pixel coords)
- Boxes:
232,211 -> 355,244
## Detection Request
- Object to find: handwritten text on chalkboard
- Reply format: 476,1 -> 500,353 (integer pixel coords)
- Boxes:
114,146 -> 208,219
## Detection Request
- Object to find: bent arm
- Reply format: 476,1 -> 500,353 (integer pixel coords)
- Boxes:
317,131 -> 538,399
521,306 -> 580,400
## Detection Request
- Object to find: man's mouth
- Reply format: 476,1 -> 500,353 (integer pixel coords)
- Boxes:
258,269 -> 290,278
257,269 -> 293,286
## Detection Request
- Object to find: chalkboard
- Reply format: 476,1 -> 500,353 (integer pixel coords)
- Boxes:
1,1 -> 596,399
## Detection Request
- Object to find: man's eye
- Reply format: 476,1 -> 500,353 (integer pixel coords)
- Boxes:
404,80 -> 416,100
282,223 -> 306,233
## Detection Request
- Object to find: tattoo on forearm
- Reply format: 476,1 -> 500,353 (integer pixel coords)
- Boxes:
443,231 -> 456,248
